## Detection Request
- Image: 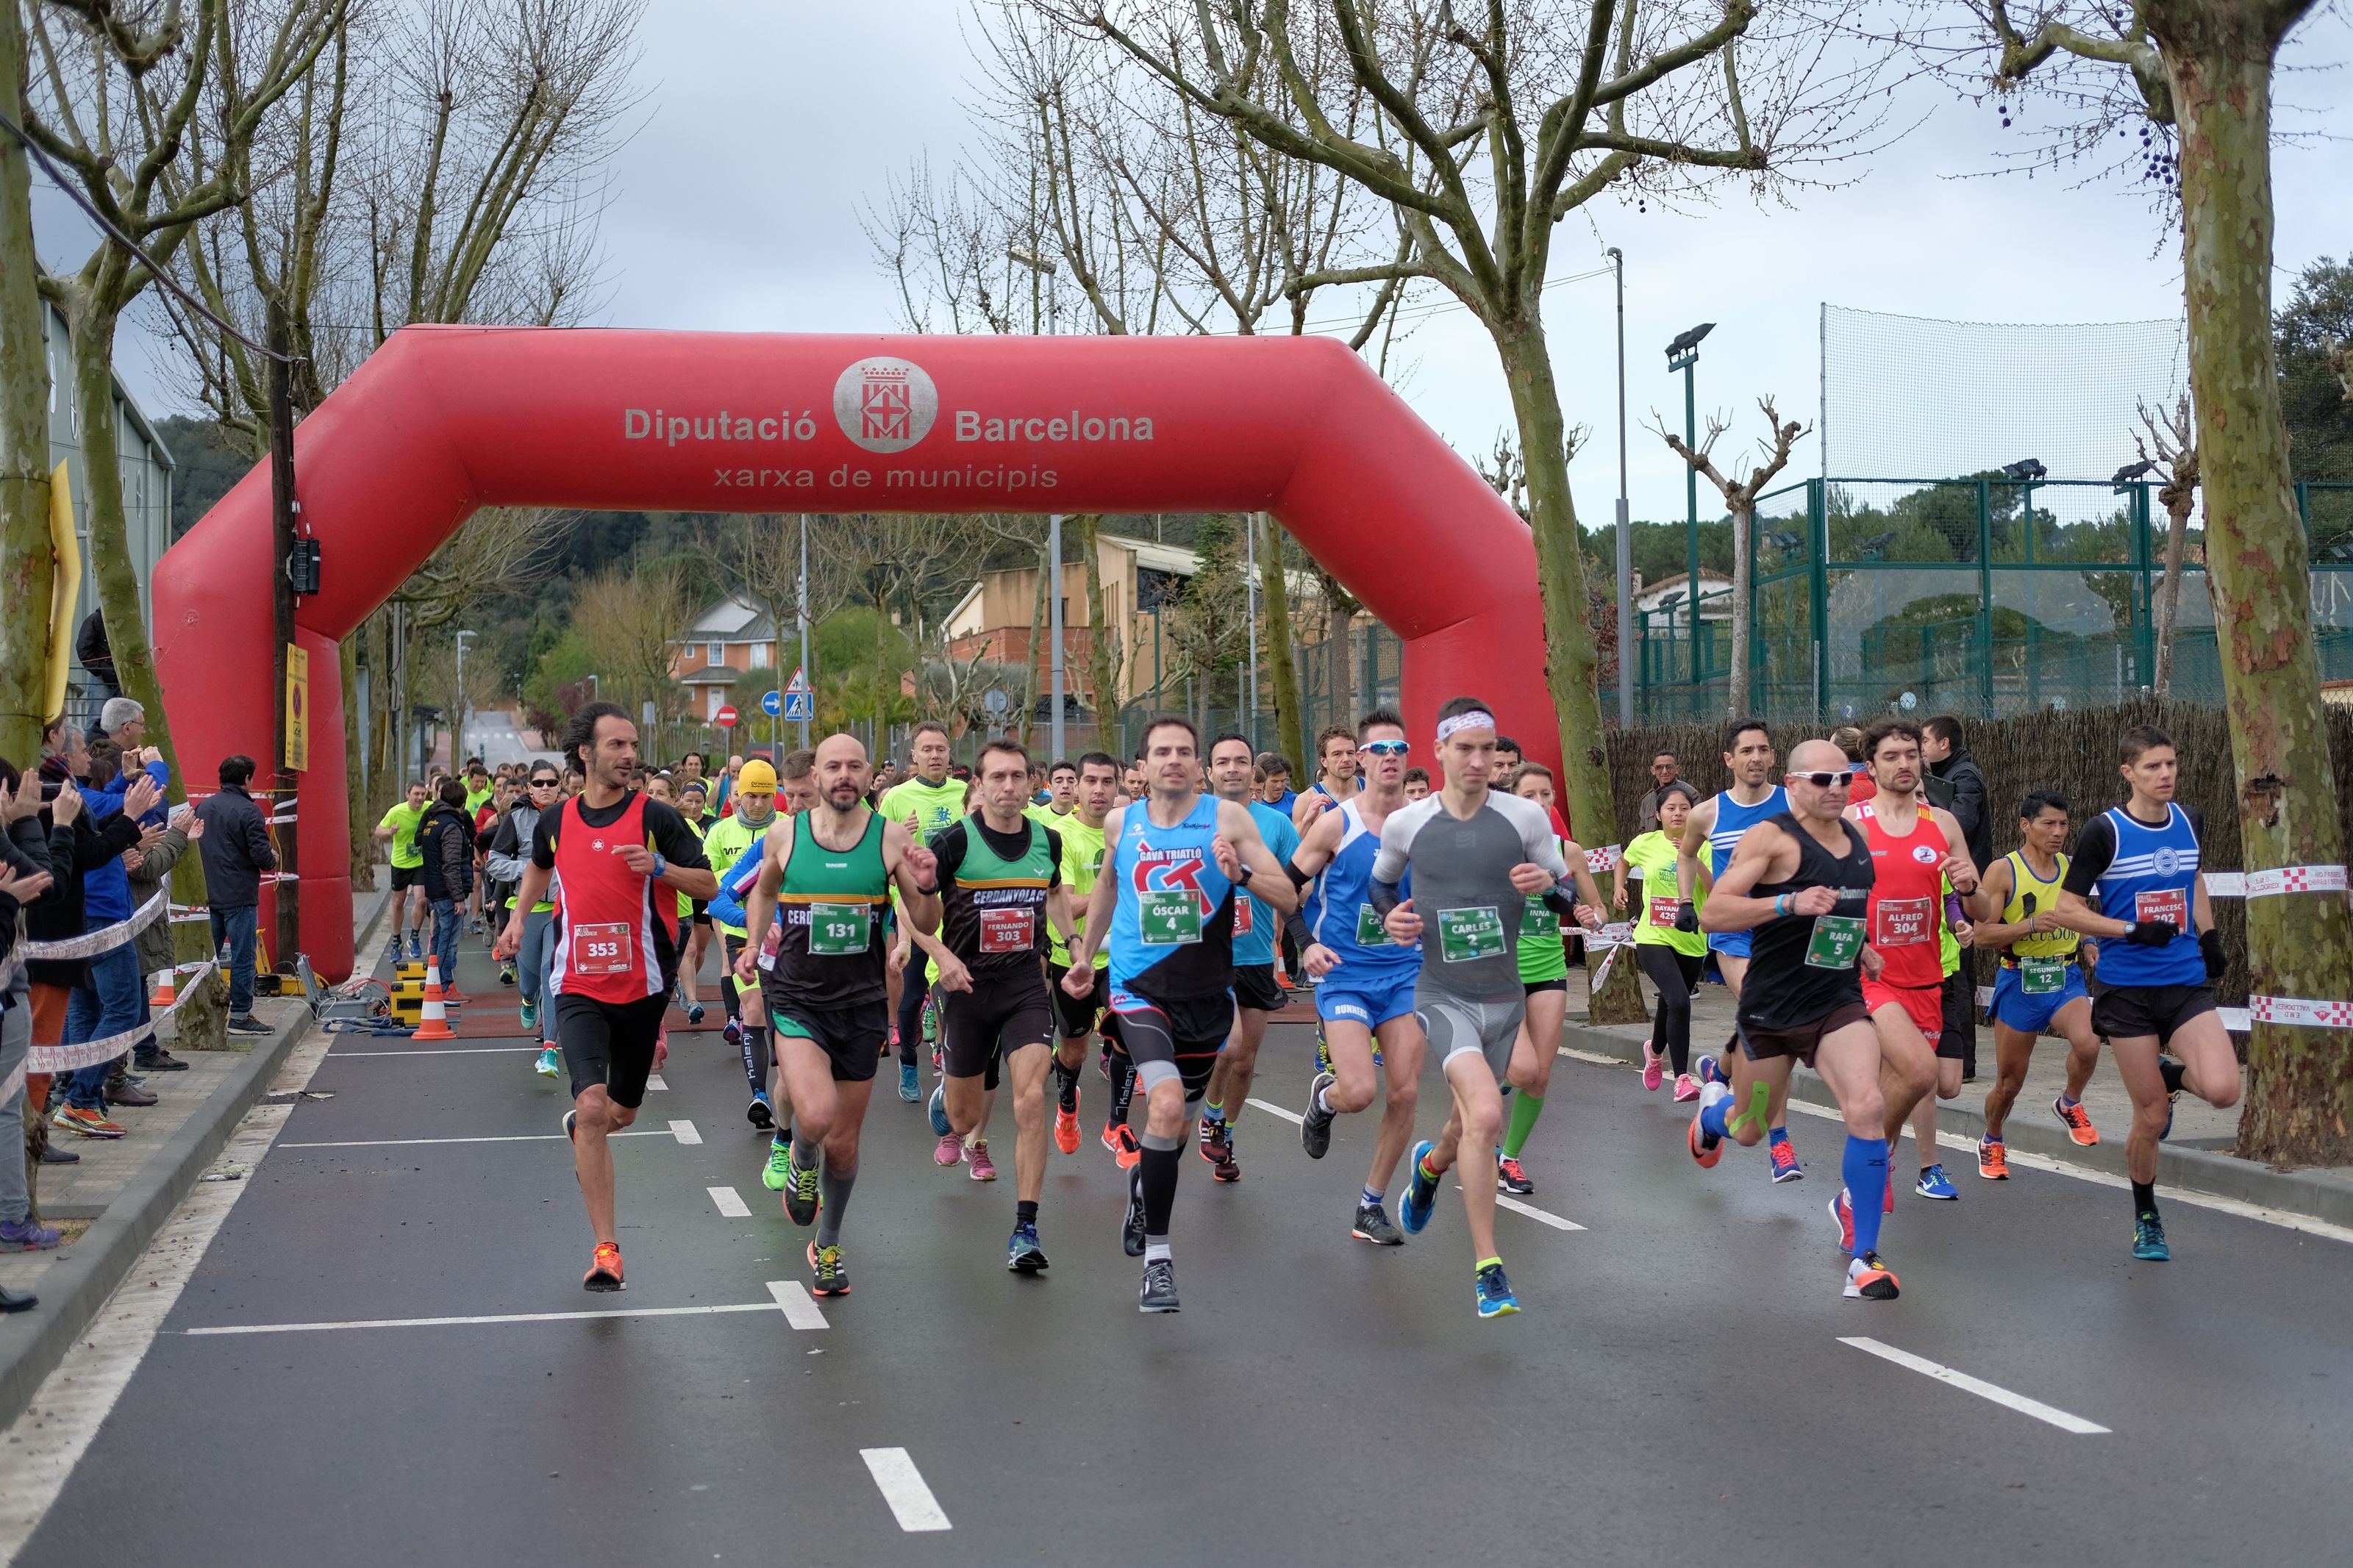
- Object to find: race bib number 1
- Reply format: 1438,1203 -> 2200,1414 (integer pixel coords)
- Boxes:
1804,914 -> 1867,970
1521,895 -> 1560,940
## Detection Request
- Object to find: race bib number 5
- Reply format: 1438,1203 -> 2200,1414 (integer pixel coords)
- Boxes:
1804,914 -> 1867,970
570,921 -> 634,976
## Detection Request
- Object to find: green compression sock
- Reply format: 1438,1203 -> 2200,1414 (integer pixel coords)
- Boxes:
1501,1089 -> 1546,1160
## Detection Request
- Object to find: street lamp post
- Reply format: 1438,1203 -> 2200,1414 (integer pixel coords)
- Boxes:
798,514 -> 813,751
454,629 -> 476,767
1048,513 -> 1065,764
1666,322 -> 1714,690
1608,248 -> 1632,727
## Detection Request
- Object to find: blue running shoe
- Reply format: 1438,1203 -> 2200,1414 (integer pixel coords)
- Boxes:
899,1061 -> 921,1103
518,998 -> 538,1034
747,1089 -> 774,1131
1697,1055 -> 1726,1087
534,1046 -> 561,1079
1915,1164 -> 1958,1200
1008,1221 -> 1049,1272
2132,1212 -> 2171,1261
1400,1140 -> 1439,1235
928,1081 -> 951,1136
1474,1261 -> 1519,1319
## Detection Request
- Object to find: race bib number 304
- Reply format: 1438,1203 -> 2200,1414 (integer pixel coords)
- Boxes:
1871,896 -> 1933,948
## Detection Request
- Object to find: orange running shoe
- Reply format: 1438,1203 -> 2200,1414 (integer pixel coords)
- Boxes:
52,1105 -> 126,1139
2052,1096 -> 2099,1146
1843,1251 -> 1900,1300
1054,1104 -> 1080,1155
1977,1136 -> 2010,1180
583,1241 -> 624,1292
1104,1123 -> 1140,1170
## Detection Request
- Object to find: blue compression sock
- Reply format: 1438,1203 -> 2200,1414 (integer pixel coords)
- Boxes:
1768,1125 -> 1790,1148
1699,1096 -> 1733,1142
1363,1185 -> 1385,1208
1845,1136 -> 1890,1256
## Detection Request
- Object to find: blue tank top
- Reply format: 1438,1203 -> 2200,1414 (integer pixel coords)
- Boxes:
1305,799 -> 1421,978
2090,803 -> 2205,987
1105,794 -> 1237,1001
1709,786 -> 1790,877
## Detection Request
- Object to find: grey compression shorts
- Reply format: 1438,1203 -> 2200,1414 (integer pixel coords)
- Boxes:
1417,991 -> 1526,1084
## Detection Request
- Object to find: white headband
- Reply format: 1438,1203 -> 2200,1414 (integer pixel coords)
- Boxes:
1435,710 -> 1497,744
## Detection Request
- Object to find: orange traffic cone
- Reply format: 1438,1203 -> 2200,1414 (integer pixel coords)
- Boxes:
413,959 -> 457,1041
150,967 -> 177,1009
426,953 -> 462,1007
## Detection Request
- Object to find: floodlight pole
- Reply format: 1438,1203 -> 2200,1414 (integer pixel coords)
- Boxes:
1671,342 -> 1701,688
1609,249 -> 1632,728
1048,513 -> 1065,763
798,514 -> 812,751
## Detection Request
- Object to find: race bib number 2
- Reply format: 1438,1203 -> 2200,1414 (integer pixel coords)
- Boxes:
1437,905 -> 1505,964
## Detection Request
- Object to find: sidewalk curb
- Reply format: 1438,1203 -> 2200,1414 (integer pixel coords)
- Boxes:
0,882 -> 396,1431
1561,1018 -> 2353,1231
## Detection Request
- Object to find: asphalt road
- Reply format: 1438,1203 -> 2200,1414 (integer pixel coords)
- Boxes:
15,939 -> 2353,1568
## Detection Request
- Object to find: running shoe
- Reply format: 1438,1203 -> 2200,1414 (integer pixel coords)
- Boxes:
1768,1138 -> 1804,1184
934,1131 -> 964,1167
1641,1041 -> 1665,1092
1977,1136 -> 2010,1180
1008,1222 -> 1049,1272
1687,1081 -> 1729,1169
519,998 -> 538,1033
1138,1257 -> 1179,1314
0,1219 -> 61,1251
2053,1095 -> 2099,1146
1474,1261 -> 1520,1319
1199,1115 -> 1229,1165
1697,1055 -> 1727,1087
2131,1212 -> 2171,1261
686,1002 -> 705,1025
2157,1056 -> 2185,1140
807,1239 -> 850,1296
1122,1168 -> 1148,1257
968,1139 -> 997,1181
1053,1099 -> 1081,1156
499,963 -> 517,987
723,1018 -> 742,1045
1351,1202 -> 1406,1246
1104,1123 -> 1140,1170
583,1242 -> 625,1292
563,1109 -> 578,1142
763,1136 -> 792,1191
1300,1069 -> 1336,1160
1915,1164 -> 1958,1200
927,1082 -> 951,1137
1830,1189 -> 1855,1255
1400,1141 -> 1439,1235
1212,1146 -> 1239,1184
1843,1250 -> 1899,1300
1671,1072 -> 1699,1102
747,1090 -> 774,1131
407,933 -> 423,961
535,1046 -> 561,1078
899,1062 -> 920,1103
921,995 -> 938,1044
1314,1029 -> 1332,1078
782,1147 -> 820,1225
1496,1154 -> 1534,1195
52,1106 -> 125,1139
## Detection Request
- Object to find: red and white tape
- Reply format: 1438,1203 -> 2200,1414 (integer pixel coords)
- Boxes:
18,888 -> 168,962
1,959 -> 222,1101
2200,864 -> 2348,899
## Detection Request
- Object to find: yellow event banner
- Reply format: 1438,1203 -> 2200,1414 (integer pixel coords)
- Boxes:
284,644 -> 310,772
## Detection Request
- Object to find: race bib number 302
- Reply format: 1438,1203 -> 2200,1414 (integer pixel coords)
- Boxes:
2134,887 -> 2188,931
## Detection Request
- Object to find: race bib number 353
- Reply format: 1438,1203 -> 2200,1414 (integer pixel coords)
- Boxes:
570,921 -> 634,977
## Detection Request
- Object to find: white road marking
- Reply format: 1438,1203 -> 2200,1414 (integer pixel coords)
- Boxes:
1839,1337 -> 2110,1434
646,1073 -> 669,1092
669,1118 -> 702,1145
1494,1192 -> 1587,1231
0,1028 -> 334,1559
328,1045 -> 538,1056
1561,1047 -> 1627,1067
708,1185 -> 751,1218
1246,1096 -> 1304,1125
767,1279 -> 829,1330
1776,1098 -> 2353,1245
280,1128 -> 678,1149
185,1300 -> 793,1336
860,1447 -> 952,1532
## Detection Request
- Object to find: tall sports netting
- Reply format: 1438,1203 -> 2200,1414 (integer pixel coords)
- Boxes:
1820,304 -> 2190,482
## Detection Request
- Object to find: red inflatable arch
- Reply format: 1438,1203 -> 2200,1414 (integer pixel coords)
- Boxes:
154,328 -> 1556,980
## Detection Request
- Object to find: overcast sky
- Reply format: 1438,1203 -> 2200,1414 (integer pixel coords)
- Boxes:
88,1 -> 2353,534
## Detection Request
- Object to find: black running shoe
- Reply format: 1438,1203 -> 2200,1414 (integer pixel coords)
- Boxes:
1351,1202 -> 1406,1246
1121,1167 -> 1148,1258
782,1147 -> 821,1227
1496,1154 -> 1535,1195
1301,1069 -> 1336,1159
746,1092 -> 775,1131
1199,1115 -> 1229,1165
1138,1258 -> 1179,1314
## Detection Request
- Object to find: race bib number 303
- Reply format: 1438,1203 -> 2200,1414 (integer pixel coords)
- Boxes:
978,906 -> 1036,954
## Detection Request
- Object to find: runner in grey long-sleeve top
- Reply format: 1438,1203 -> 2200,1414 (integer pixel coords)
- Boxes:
1366,695 -> 1584,1320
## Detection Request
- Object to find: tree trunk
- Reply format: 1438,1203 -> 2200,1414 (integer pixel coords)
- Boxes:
1078,514 -> 1122,754
2151,16 -> 2353,1166
1258,513 -> 1305,770
2153,491 -> 2192,697
1729,499 -> 1754,718
0,3 -> 51,767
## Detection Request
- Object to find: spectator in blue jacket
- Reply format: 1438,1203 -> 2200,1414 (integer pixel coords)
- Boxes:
417,778 -> 476,998
193,753 -> 278,1034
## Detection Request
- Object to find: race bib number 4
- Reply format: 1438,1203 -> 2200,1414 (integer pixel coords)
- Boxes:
1139,892 -> 1203,946
806,903 -> 871,956
570,921 -> 634,977
1871,896 -> 1934,948
1804,913 -> 1867,970
1647,895 -> 1680,929
1437,905 -> 1505,964
2134,887 -> 2188,931
978,906 -> 1036,954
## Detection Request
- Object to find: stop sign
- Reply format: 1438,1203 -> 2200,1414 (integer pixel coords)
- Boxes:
714,705 -> 739,728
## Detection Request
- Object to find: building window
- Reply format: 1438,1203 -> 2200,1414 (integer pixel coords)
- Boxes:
750,642 -> 772,668
707,640 -> 724,665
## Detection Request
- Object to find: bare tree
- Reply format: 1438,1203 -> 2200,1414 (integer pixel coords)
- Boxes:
1043,0 -> 1894,855
575,563 -> 694,759
809,512 -> 993,737
0,6 -> 51,769
1650,397 -> 1807,718
2131,394 -> 2199,698
1891,0 -> 2350,1167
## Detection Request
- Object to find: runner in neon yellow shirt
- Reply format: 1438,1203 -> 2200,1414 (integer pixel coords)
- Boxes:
879,723 -> 968,1100
374,781 -> 430,963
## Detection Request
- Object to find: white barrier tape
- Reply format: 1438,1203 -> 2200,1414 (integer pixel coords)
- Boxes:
20,958 -> 221,1075
19,887 -> 168,962
1585,844 -> 1621,874
1587,920 -> 1635,948
2247,995 -> 2353,1028
2200,866 -> 2348,899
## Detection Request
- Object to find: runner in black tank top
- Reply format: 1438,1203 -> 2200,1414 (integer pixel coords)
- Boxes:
1689,739 -> 1935,1303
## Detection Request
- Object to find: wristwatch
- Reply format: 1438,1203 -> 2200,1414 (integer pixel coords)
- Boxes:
650,851 -> 668,881
1235,861 -> 1254,889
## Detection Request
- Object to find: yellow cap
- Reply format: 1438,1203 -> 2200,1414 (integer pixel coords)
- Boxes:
737,759 -> 778,792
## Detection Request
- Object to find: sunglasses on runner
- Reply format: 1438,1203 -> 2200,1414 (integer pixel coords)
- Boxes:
1791,771 -> 1850,790
528,776 -> 559,789
1360,740 -> 1409,757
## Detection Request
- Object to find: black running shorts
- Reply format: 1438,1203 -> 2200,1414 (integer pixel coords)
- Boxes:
942,970 -> 1055,1081
1048,960 -> 1107,1040
1232,962 -> 1285,1014
771,996 -> 890,1083
555,992 -> 669,1109
1108,985 -> 1232,1100
2090,983 -> 2216,1048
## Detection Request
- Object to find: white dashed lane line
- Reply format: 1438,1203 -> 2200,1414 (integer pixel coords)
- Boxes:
707,1185 -> 751,1218
1840,1337 -> 2110,1434
860,1447 -> 951,1531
